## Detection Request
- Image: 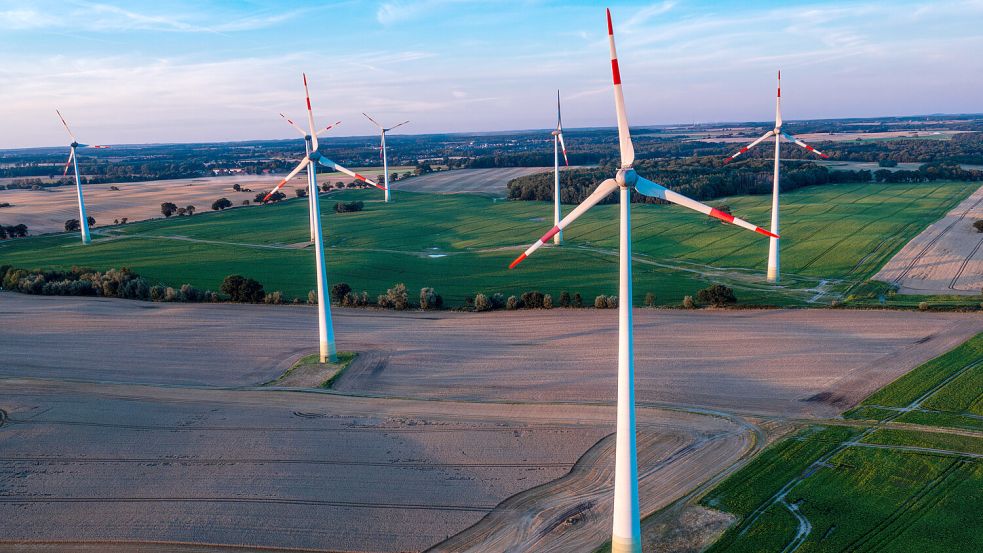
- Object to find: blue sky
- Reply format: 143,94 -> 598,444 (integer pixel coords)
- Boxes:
1,0 -> 981,148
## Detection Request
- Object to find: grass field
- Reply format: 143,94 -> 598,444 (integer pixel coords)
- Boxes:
845,333 -> 983,430
697,333 -> 983,552
1,181 -> 978,306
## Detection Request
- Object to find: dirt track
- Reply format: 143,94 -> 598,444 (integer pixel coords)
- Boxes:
874,183 -> 983,295
1,294 -> 981,552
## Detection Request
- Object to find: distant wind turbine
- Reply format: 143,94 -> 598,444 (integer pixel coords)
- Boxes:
551,91 -> 570,244
723,71 -> 830,282
279,112 -> 340,242
510,10 -> 777,552
56,110 -> 109,245
261,74 -> 384,363
362,113 -> 409,203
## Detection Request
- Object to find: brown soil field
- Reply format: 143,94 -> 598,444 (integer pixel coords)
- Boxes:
1,294 -> 981,551
874,183 -> 983,295
707,130 -> 968,143
0,168 -> 548,235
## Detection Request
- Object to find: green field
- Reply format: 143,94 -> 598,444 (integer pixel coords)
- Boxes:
845,333 -> 983,431
0,180 -> 977,306
698,333 -> 983,553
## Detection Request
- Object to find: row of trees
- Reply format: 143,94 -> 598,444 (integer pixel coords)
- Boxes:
160,203 -> 197,217
0,223 -> 28,239
0,266 -> 218,302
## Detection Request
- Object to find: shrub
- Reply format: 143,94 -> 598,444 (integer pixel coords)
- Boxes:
696,284 -> 737,307
161,202 -> 177,217
380,283 -> 409,310
594,295 -> 608,308
606,295 -> 619,309
419,287 -> 442,310
220,274 -> 265,303
491,293 -> 506,309
506,295 -> 519,310
559,291 -> 571,308
573,293 -> 583,308
179,283 -> 204,302
334,200 -> 365,213
644,292 -> 656,307
264,290 -> 284,305
150,285 -> 166,302
520,290 -> 545,309
543,294 -> 553,309
918,301 -> 929,311
211,197 -> 232,211
163,287 -> 180,302
330,282 -> 351,303
343,291 -> 370,307
255,191 -> 285,204
64,217 -> 95,232
308,289 -> 317,304
682,295 -> 695,309
474,293 -> 492,312
974,220 -> 983,233
295,188 -> 307,198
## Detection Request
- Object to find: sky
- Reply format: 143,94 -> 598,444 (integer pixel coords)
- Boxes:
1,0 -> 981,149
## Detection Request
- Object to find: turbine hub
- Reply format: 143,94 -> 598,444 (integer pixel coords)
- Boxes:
550,130 -> 561,136
309,151 -> 322,162
70,142 -> 79,148
615,168 -> 637,189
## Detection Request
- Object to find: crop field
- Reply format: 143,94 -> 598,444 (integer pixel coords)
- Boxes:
1,181 -> 977,307
846,333 -> 983,431
697,333 -> 983,553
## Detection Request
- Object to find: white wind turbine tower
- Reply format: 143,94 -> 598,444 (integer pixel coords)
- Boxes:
278,112 -> 340,242
261,74 -> 385,363
510,10 -> 777,552
56,110 -> 109,245
551,90 -> 570,244
362,113 -> 409,202
723,71 -> 829,282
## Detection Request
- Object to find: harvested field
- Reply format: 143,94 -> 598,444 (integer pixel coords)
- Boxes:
707,130 -> 968,143
873,183 -> 983,295
393,167 -> 552,196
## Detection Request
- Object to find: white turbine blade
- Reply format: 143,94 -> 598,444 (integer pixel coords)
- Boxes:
387,120 -> 410,131
509,178 -> 619,268
362,113 -> 383,129
781,132 -> 830,158
317,157 -> 385,190
263,157 -> 311,201
302,73 -> 318,150
607,9 -> 634,168
62,149 -> 75,176
634,176 -> 778,238
556,89 -> 563,130
279,113 -> 308,137
316,120 -> 342,136
55,110 -> 77,142
775,70 -> 782,128
723,130 -> 775,164
557,132 -> 569,166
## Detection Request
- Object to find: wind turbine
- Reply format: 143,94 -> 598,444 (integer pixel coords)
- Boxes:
723,71 -> 829,282
362,113 -> 409,202
551,91 -> 570,244
509,10 -> 777,553
278,112 -> 340,242
56,110 -> 109,245
261,74 -> 384,363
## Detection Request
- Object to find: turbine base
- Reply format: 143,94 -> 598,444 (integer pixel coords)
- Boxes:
611,536 -> 642,553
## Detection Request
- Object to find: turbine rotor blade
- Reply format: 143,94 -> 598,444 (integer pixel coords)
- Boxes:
557,132 -> 569,166
387,120 -> 410,132
776,70 -> 783,128
634,176 -> 778,238
607,9 -> 634,168
316,157 -> 384,190
279,113 -> 308,137
263,157 -> 311,201
556,89 -> 562,130
55,109 -> 77,142
316,121 -> 342,136
62,149 -> 75,176
723,130 -> 776,164
509,178 -> 619,268
781,132 -> 829,158
302,73 -> 318,150
362,113 -> 382,129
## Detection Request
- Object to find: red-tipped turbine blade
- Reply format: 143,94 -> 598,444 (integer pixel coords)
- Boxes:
316,121 -> 342,136
723,130 -> 775,164
775,70 -> 783,128
362,112 -> 382,129
557,132 -> 569,166
781,132 -> 829,158
316,157 -> 384,190
634,176 -> 777,238
263,157 -> 311,201
387,120 -> 410,132
280,113 -> 308,137
55,109 -> 77,142
509,178 -> 619,268
62,149 -> 75,176
302,73 -> 318,150
607,9 -> 634,168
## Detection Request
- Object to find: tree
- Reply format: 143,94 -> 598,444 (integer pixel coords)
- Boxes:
185,205 -> 196,216
12,224 -> 27,237
161,202 -> 178,217
64,217 -> 93,232
232,183 -> 241,191
0,226 -> 6,240
878,159 -> 898,168
120,217 -> 128,224
211,197 -> 232,211
559,291 -> 571,307
176,207 -> 187,217
419,287 -> 442,310
696,284 -> 736,307
520,290 -> 545,309
974,220 -> 983,233
474,293 -> 492,312
330,282 -> 351,303
255,191 -> 285,204
295,188 -> 308,198
644,292 -> 656,307
220,274 -> 265,303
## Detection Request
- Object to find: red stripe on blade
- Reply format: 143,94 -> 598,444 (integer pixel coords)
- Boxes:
540,226 -> 561,243
611,59 -> 621,85
739,147 -> 749,153
509,253 -> 528,269
607,8 -> 613,35
756,227 -> 779,239
709,208 -> 735,224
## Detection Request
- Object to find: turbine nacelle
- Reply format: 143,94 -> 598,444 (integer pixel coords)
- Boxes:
615,167 -> 637,188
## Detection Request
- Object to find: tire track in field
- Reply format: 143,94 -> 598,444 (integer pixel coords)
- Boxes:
0,456 -> 573,469
948,234 -> 983,291
890,192 -> 983,282
0,496 -> 495,512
